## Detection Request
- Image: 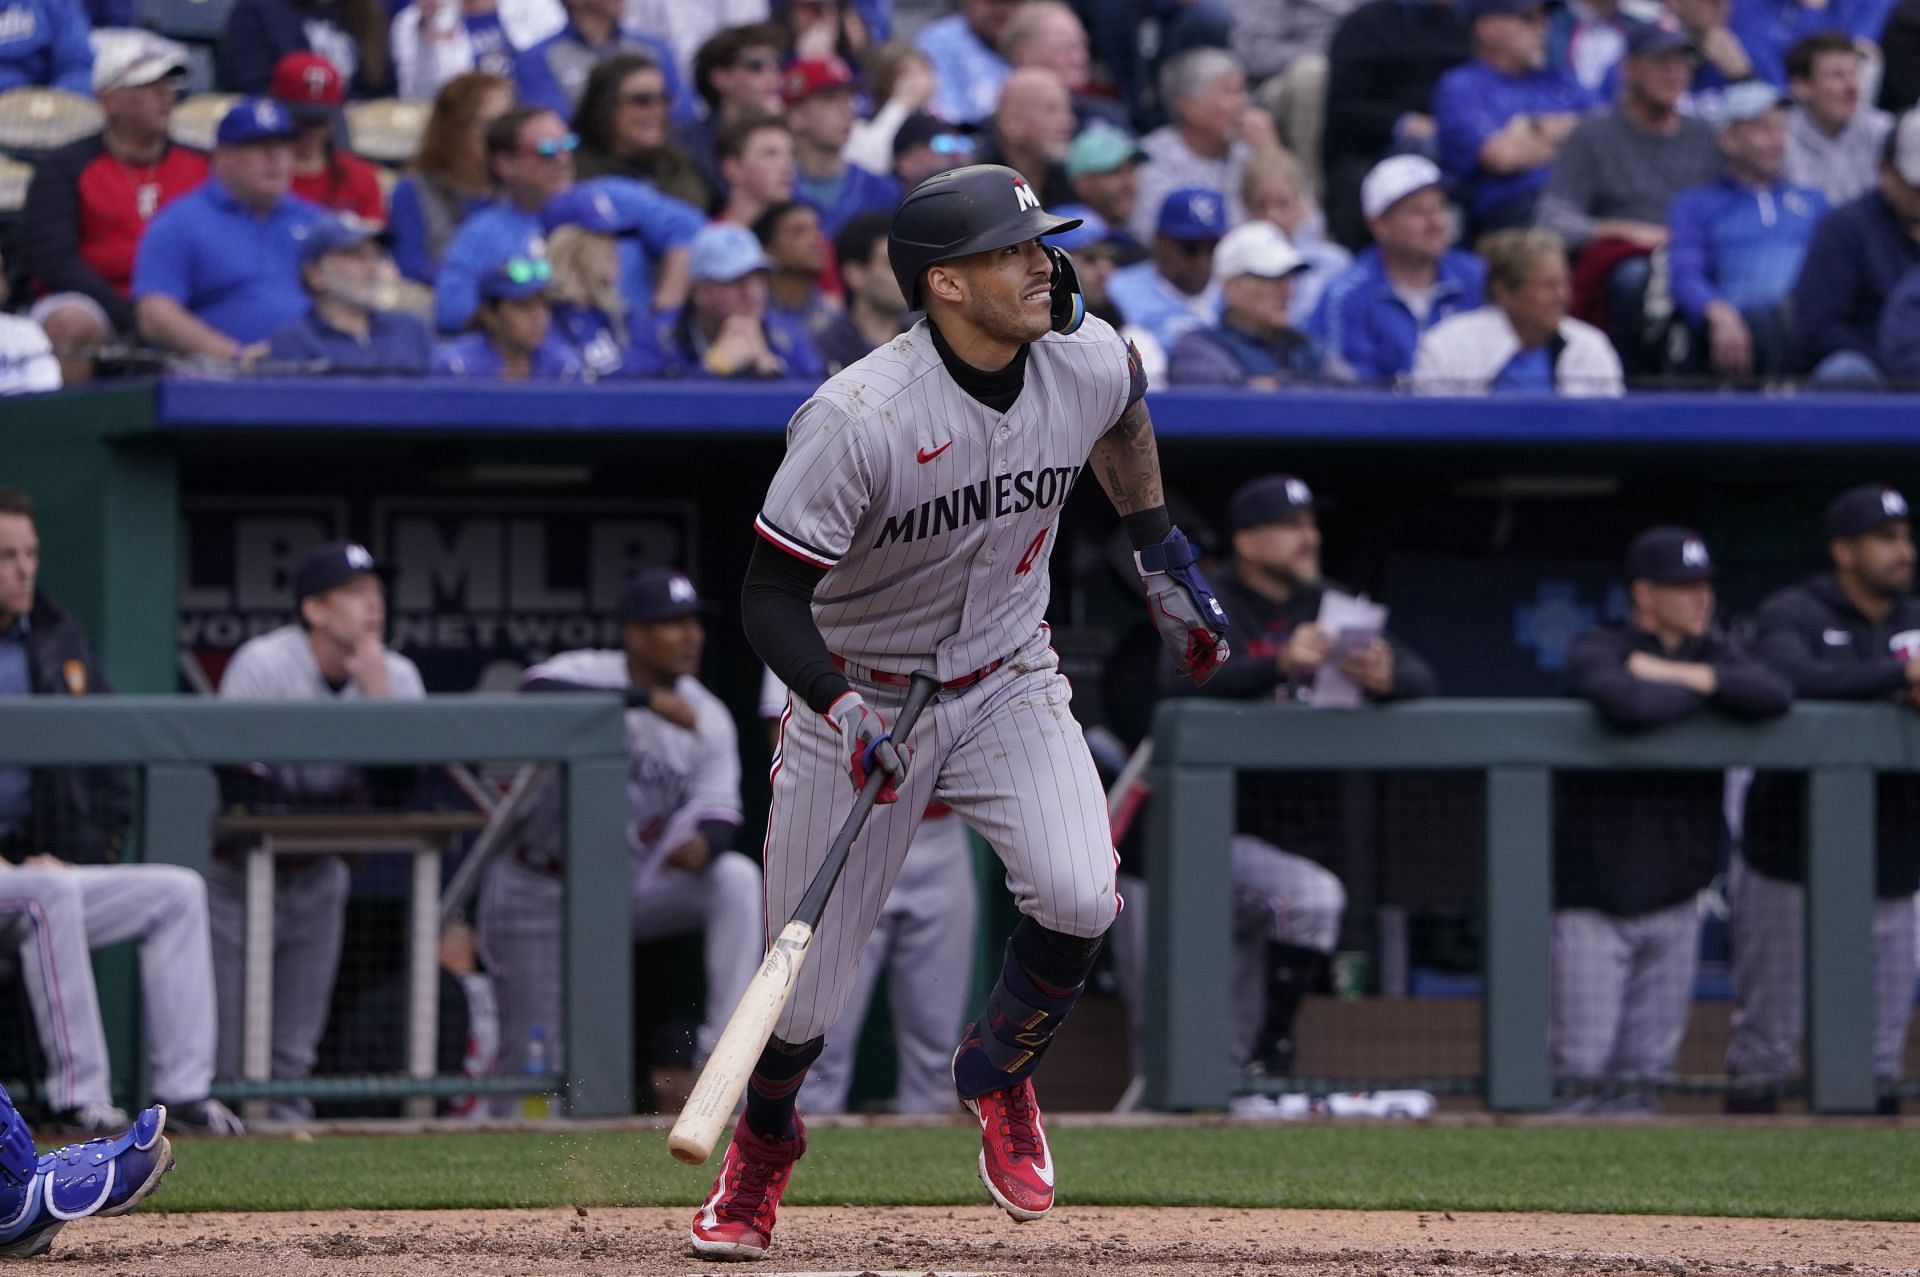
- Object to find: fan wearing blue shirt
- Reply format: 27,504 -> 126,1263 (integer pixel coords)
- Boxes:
435,104 -> 700,333
515,0 -> 692,122
782,56 -> 902,235
1668,81 -> 1827,379
433,255 -> 584,379
1310,155 -> 1486,384
0,0 -> 92,93
1731,0 -> 1895,88
627,223 -> 824,379
1108,186 -> 1227,360
915,0 -> 1018,125
1433,0 -> 1598,233
133,97 -> 327,362
267,215 -> 435,372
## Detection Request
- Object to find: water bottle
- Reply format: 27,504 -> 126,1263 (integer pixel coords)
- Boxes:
520,1026 -> 554,1119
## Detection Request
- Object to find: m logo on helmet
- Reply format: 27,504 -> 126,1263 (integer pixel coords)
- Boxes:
1013,180 -> 1040,213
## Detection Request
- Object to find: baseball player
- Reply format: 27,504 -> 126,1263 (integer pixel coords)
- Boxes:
214,540 -> 426,1121
0,1082 -> 172,1259
754,667 -> 980,1117
477,569 -> 760,1091
1735,484 -> 1920,1114
1555,529 -> 1791,1114
691,163 -> 1230,1261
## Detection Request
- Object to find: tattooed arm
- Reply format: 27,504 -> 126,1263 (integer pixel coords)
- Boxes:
1091,396 -> 1167,519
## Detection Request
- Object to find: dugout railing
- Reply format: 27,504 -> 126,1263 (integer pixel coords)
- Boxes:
0,695 -> 633,1116
1145,699 -> 1907,1116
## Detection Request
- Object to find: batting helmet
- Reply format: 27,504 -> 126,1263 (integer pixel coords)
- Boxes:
888,164 -> 1087,331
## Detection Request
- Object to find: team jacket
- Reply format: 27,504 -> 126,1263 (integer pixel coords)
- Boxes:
18,135 -> 209,332
1744,573 -> 1920,895
4,592 -> 131,865
1555,623 -> 1792,916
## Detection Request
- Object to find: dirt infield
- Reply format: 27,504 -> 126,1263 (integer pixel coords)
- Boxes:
49,1206 -> 1920,1276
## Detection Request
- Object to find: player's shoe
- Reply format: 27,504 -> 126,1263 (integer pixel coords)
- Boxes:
688,1114 -> 806,1261
0,1105 -> 174,1258
957,1062 -> 1055,1222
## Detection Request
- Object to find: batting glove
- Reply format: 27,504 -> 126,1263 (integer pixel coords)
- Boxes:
1136,527 -> 1231,685
824,690 -> 908,803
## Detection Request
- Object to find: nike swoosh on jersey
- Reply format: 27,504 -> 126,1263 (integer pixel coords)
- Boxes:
917,440 -> 954,463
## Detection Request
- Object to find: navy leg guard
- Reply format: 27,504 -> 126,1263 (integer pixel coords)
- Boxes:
743,1036 -> 823,1140
953,919 -> 1104,1100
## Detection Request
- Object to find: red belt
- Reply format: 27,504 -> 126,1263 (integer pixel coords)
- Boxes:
831,653 -> 1003,691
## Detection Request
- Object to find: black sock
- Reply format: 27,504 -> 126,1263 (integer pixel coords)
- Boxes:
742,1036 -> 823,1139
1254,943 -> 1326,1069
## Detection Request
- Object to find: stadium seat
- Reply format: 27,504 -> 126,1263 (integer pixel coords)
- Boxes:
168,92 -> 238,153
0,155 -> 31,213
0,88 -> 103,155
135,0 -> 237,44
345,99 -> 429,166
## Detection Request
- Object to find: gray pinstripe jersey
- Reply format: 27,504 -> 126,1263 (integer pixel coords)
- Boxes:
755,314 -> 1133,681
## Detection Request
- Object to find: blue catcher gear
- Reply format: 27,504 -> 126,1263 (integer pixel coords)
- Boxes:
0,1089 -> 174,1259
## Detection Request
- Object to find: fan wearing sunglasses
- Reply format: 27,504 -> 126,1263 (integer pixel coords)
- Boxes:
573,52 -> 711,210
434,104 -> 703,332
433,254 -> 584,379
679,22 -> 790,198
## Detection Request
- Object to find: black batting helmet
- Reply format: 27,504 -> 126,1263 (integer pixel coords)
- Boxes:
888,164 -> 1084,310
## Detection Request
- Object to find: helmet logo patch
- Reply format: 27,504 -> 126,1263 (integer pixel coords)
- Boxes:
1013,180 -> 1039,213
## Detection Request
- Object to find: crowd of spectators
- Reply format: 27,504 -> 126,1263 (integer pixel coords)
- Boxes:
4,0 -> 1920,392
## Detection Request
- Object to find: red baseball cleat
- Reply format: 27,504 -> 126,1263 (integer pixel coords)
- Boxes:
962,1076 -> 1054,1222
688,1115 -> 807,1260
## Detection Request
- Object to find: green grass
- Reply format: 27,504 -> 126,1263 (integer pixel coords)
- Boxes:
149,1125 -> 1920,1220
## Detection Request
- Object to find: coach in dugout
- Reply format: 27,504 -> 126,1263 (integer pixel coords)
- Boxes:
1734,484 -> 1920,1114
1554,528 -> 1790,1114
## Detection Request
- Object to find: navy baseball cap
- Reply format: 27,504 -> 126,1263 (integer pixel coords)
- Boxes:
542,185 -> 625,235
300,213 -> 388,264
1625,21 -> 1692,57
1827,483 -> 1912,537
217,96 -> 299,146
293,541 -> 387,602
1228,474 -> 1315,532
617,568 -> 709,623
480,255 -> 553,301
892,111 -> 975,160
1626,526 -> 1713,584
1155,187 -> 1228,241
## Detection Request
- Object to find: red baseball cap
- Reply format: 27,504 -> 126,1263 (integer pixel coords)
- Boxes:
270,51 -> 344,121
781,57 -> 855,106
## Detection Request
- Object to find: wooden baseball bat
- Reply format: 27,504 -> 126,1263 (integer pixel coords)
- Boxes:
667,669 -> 942,1165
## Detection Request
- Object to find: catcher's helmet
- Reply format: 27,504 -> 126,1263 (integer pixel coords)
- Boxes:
889,163 -> 1087,332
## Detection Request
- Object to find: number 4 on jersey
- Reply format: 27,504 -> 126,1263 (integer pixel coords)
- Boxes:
1014,529 -> 1048,575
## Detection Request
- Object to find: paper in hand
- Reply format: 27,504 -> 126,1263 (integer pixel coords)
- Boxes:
1310,590 -> 1389,709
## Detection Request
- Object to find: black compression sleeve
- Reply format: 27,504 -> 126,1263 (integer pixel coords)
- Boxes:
742,537 -> 851,713
1121,507 -> 1172,549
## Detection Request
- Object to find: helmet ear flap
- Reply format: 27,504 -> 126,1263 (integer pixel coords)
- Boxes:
1046,244 -> 1085,335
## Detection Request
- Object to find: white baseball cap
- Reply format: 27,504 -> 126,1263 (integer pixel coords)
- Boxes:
1212,221 -> 1307,284
1361,154 -> 1445,221
1893,108 -> 1920,188
92,32 -> 190,94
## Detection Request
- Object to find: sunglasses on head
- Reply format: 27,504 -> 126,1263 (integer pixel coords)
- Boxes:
503,257 -> 553,284
530,133 -> 579,157
622,89 -> 667,107
928,134 -> 974,155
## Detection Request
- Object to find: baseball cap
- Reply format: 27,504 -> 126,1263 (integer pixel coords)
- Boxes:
480,255 -> 554,301
1625,526 -> 1714,584
1827,483 -> 1912,538
616,567 -> 710,623
270,52 -> 345,122
1066,124 -> 1148,179
782,57 -> 856,105
690,223 -> 773,283
1461,0 -> 1545,20
217,96 -> 299,146
892,111 -> 975,159
92,32 -> 188,94
300,213 -> 388,264
1624,22 -> 1692,57
542,185 -> 625,235
1156,187 -> 1228,241
1046,204 -> 1111,252
293,541 -> 387,602
1890,108 -> 1920,187
1361,154 -> 1444,221
1212,220 -> 1307,283
1717,78 -> 1789,124
1228,474 -> 1316,532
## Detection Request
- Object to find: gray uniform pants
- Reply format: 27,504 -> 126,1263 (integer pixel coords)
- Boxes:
1726,852 -> 1917,1083
476,848 -> 764,1085
1111,835 -> 1347,1071
207,855 -> 351,1121
0,864 -> 217,1110
799,811 -> 978,1115
1550,898 -> 1701,1110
